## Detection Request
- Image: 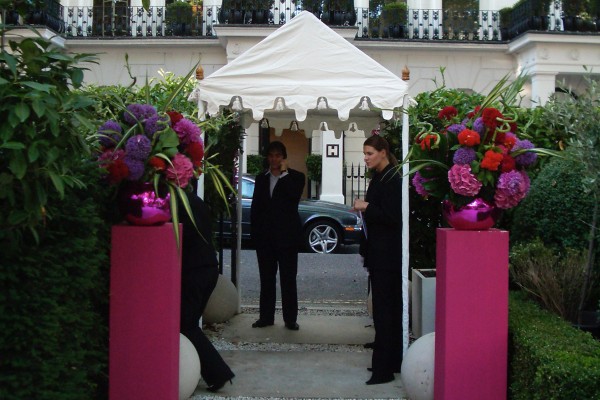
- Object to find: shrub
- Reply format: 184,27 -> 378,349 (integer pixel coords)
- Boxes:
246,154 -> 265,176
509,291 -> 600,400
510,239 -> 591,323
0,163 -> 111,399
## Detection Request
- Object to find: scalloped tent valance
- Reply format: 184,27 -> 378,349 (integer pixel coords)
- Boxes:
195,11 -> 410,134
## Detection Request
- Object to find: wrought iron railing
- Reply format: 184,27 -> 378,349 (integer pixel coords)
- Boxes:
2,0 -> 597,42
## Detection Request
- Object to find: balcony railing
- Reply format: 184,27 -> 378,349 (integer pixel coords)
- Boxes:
2,0 -> 598,41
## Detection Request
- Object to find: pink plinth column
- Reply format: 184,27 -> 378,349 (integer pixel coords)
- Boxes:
109,223 -> 182,400
434,228 -> 509,400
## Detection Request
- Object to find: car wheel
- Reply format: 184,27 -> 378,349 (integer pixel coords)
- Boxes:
304,220 -> 341,254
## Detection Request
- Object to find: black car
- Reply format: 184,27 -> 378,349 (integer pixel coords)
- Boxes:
219,175 -> 363,253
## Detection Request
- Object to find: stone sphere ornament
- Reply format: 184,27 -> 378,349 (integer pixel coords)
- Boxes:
401,332 -> 435,400
203,274 -> 239,323
179,334 -> 201,400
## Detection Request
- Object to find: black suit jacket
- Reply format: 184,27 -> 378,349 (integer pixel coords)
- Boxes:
250,168 -> 305,248
360,164 -> 402,271
178,191 -> 218,272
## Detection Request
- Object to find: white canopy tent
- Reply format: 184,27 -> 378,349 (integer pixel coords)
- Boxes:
192,11 -> 413,354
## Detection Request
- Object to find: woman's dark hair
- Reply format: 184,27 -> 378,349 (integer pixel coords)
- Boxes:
363,135 -> 398,166
265,140 -> 287,159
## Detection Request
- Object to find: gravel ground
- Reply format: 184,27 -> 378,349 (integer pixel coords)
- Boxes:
197,306 -> 375,400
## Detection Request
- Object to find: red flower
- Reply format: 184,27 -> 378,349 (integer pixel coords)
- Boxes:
438,106 -> 458,120
148,156 -> 166,171
167,111 -> 183,125
509,122 -> 518,134
467,106 -> 481,119
186,142 -> 205,167
419,134 -> 438,150
481,149 -> 504,171
482,108 -> 504,130
107,159 -> 129,183
457,129 -> 481,147
501,154 -> 516,172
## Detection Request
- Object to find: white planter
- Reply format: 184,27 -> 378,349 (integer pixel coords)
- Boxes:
411,268 -> 436,338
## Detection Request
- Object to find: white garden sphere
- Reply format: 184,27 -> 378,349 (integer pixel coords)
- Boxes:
401,332 -> 435,400
203,274 -> 239,324
179,334 -> 201,400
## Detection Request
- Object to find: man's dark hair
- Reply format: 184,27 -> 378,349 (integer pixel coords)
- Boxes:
266,141 -> 287,159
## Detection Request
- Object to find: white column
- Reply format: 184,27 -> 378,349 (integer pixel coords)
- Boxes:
319,130 -> 344,204
530,72 -> 557,107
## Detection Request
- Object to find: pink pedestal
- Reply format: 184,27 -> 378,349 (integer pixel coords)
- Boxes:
434,228 -> 509,400
109,223 -> 182,400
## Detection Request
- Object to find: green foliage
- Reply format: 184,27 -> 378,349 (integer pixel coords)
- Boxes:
166,1 -> 194,25
511,156 -> 596,251
0,162 -> 111,399
382,2 -> 408,25
246,154 -> 265,175
508,291 -> 600,400
305,153 -> 322,182
510,239 -> 591,323
0,29 -> 98,245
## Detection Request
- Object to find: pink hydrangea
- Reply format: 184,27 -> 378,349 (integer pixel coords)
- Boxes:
412,172 -> 429,197
448,164 -> 482,197
173,118 -> 201,144
494,170 -> 530,209
166,153 -> 194,188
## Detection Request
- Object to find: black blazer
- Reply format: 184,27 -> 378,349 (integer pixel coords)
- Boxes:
360,164 -> 402,271
178,191 -> 218,272
250,168 -> 305,248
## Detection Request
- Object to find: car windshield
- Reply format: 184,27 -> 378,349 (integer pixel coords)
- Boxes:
241,178 -> 254,199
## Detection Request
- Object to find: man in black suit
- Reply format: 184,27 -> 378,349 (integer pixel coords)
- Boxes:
250,141 -> 305,330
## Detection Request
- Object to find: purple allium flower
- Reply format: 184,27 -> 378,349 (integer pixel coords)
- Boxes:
124,157 -> 145,181
472,117 -> 486,135
144,114 -> 170,139
166,153 -> 194,188
453,147 -> 477,165
98,120 -> 122,147
173,118 -> 201,144
123,104 -> 158,125
448,164 -> 482,197
412,172 -> 429,197
125,134 -> 152,160
447,124 -> 466,134
494,170 -> 530,209
512,139 -> 537,166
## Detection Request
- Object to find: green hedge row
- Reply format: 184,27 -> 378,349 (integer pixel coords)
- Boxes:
0,163 -> 112,399
509,291 -> 600,400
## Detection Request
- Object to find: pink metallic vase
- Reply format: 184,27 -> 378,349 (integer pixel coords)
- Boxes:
442,198 -> 501,230
118,182 -> 171,226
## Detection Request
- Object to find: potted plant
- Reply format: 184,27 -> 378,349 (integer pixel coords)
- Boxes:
499,7 -> 513,39
382,1 -> 407,38
562,0 -> 587,31
166,1 -> 193,35
250,0 -> 273,24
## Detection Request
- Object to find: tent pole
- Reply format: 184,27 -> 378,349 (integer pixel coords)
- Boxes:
401,96 -> 411,356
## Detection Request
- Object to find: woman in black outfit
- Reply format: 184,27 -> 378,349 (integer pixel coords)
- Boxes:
353,135 -> 403,385
179,190 -> 235,392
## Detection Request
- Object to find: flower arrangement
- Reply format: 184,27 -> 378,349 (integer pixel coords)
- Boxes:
97,104 -> 204,189
96,102 -> 206,240
408,76 -> 554,210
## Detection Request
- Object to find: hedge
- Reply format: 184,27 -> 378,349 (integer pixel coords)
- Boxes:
509,291 -> 600,400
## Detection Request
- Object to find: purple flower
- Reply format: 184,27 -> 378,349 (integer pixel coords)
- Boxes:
494,170 -> 530,209
123,104 -> 157,125
98,120 -> 122,147
144,114 -> 170,139
124,157 -> 145,181
472,117 -> 486,135
512,139 -> 537,166
453,147 -> 477,165
412,172 -> 429,196
125,134 -> 152,160
173,118 -> 201,144
448,164 -> 482,197
447,124 -> 466,134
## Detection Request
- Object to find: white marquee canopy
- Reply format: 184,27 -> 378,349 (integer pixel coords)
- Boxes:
195,11 -> 410,134
192,10 -> 412,354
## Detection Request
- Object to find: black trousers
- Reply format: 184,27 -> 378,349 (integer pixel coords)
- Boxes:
255,243 -> 299,325
180,266 -> 234,386
370,268 -> 403,376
